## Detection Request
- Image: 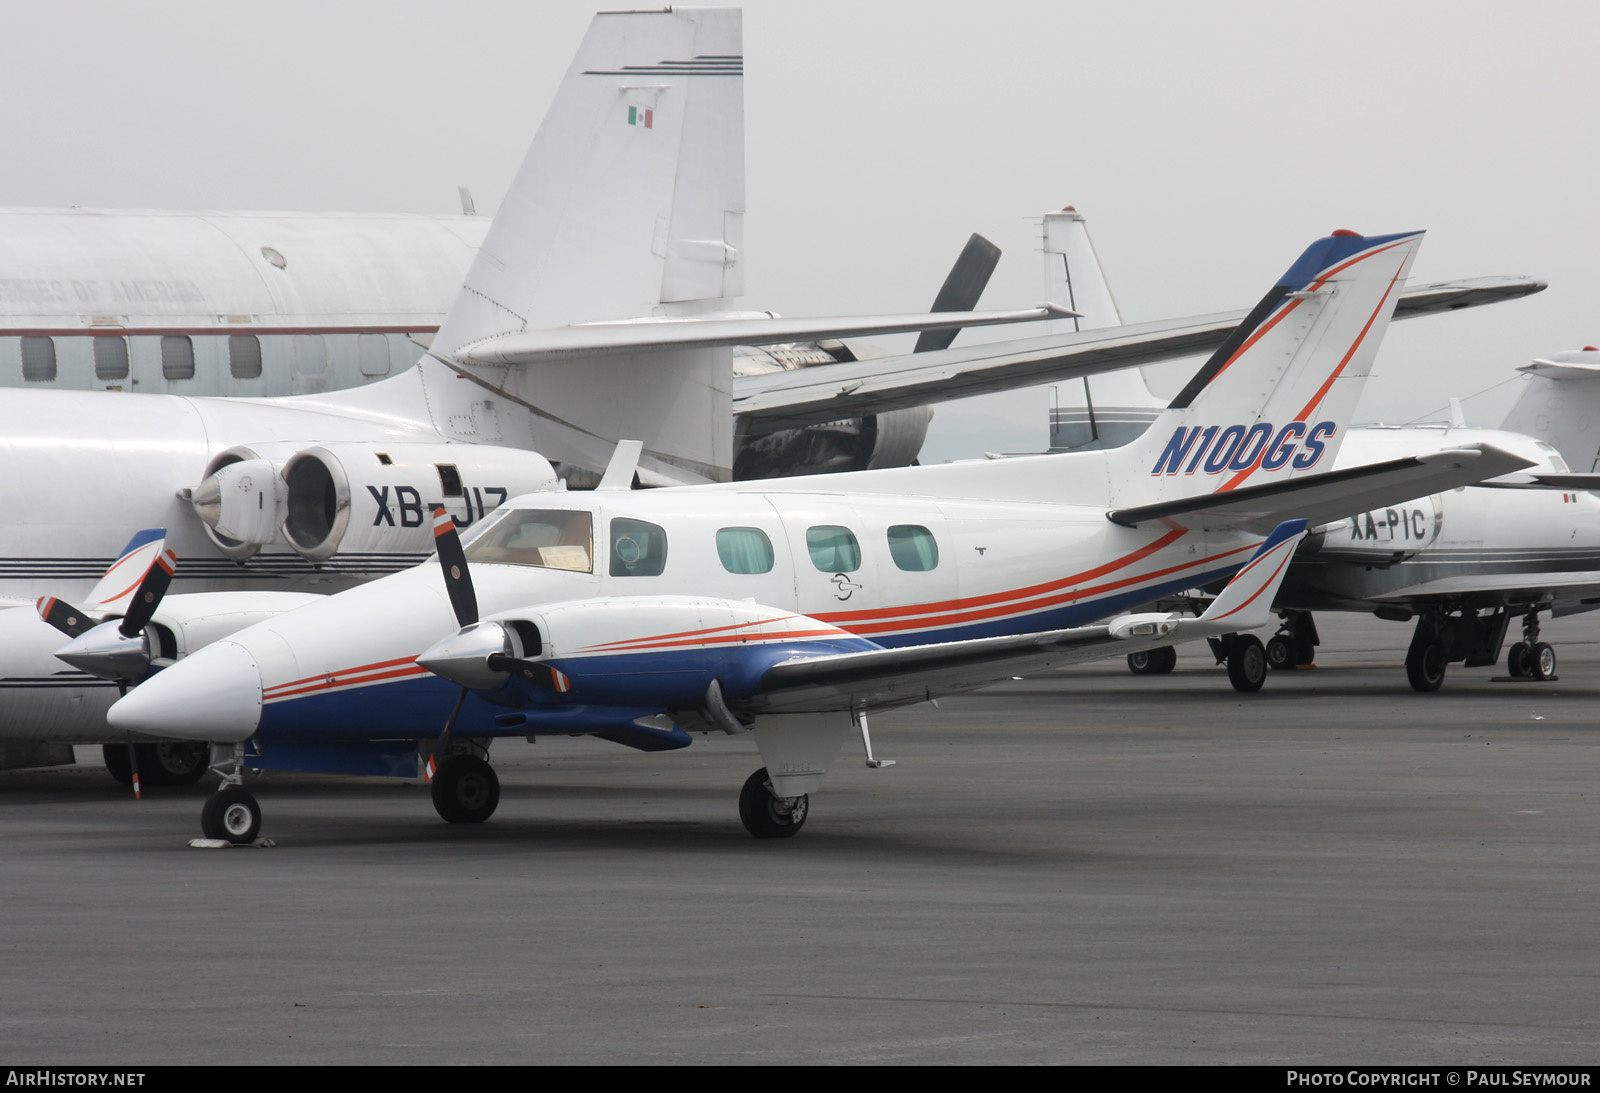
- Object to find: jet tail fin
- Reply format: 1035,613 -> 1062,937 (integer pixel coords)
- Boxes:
1106,230 -> 1423,510
1501,348 -> 1600,473
425,8 -> 745,483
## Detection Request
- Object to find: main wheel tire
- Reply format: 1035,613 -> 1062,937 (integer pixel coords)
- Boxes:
1265,635 -> 1295,671
1507,641 -> 1530,678
140,742 -> 209,787
1294,634 -> 1317,666
101,744 -> 133,788
1147,645 -> 1176,674
200,786 -> 261,844
1406,641 -> 1446,693
1127,650 -> 1157,675
431,755 -> 501,824
738,767 -> 808,839
1531,642 -> 1557,681
1226,635 -> 1267,693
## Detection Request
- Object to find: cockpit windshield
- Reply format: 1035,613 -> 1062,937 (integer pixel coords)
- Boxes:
463,508 -> 594,571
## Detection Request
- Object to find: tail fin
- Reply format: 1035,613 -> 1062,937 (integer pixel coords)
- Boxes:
1500,348 -> 1600,472
426,9 -> 743,483
1042,207 -> 1165,451
1108,230 -> 1422,506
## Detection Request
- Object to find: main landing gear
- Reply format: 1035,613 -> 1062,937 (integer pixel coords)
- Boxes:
1402,607 -> 1512,693
1264,610 -> 1318,671
431,753 -> 501,824
1126,646 -> 1177,675
739,767 -> 808,838
103,741 -> 208,789
199,743 -> 262,844
1505,607 -> 1557,681
1202,633 -> 1268,693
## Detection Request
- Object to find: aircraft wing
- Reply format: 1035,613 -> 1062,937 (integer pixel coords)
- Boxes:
451,306 -> 1072,366
1107,445 -> 1536,534
742,520 -> 1306,715
732,276 -> 1547,430
1367,572 -> 1600,608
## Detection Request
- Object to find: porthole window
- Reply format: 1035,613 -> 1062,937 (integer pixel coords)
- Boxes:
610,518 -> 668,577
161,335 -> 194,380
93,336 -> 129,381
806,525 -> 861,573
229,334 -> 262,380
21,337 -> 56,382
887,525 -> 939,571
716,527 -> 775,574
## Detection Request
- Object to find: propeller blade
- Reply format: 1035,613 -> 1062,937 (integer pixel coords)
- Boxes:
486,653 -> 572,693
36,597 -> 95,638
118,550 -> 176,637
433,507 -> 478,628
913,233 -> 1002,354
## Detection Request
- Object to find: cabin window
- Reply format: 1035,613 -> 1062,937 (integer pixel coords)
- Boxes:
717,527 -> 775,574
806,525 -> 861,573
93,336 -> 129,381
463,509 -> 592,572
21,337 -> 56,382
229,335 -> 262,380
161,335 -> 194,380
610,518 -> 668,577
887,524 -> 939,571
359,334 -> 391,377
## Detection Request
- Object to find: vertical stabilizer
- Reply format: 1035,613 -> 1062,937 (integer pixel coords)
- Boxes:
1107,230 -> 1423,506
1042,207 -> 1165,451
424,8 -> 744,484
1500,348 -> 1600,472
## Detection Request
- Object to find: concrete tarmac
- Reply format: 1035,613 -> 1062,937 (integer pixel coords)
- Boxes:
2,613 -> 1598,1064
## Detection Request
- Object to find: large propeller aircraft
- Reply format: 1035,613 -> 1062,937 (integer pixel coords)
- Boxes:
104,225 -> 1533,842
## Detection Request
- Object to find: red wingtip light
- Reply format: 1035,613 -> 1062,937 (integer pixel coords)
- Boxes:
1584,346 -> 1598,352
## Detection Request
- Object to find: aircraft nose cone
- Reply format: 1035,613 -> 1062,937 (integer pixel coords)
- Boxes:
107,640 -> 263,742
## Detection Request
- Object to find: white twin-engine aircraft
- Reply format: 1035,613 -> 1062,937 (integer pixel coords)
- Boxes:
104,226 -> 1533,842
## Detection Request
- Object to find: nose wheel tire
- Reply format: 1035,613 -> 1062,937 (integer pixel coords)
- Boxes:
1226,635 -> 1267,693
739,767 -> 808,839
431,755 -> 501,824
1530,642 -> 1556,681
1507,641 -> 1530,678
201,786 -> 262,844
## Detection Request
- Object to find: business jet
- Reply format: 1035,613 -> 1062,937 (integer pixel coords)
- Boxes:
105,224 -> 1534,841
1044,207 -> 1599,692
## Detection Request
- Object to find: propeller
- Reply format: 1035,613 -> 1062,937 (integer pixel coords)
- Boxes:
913,233 -> 1002,354
39,548 -> 177,800
423,508 -> 572,779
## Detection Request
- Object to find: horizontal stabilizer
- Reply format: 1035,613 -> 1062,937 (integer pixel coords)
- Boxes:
734,276 -> 1545,430
454,306 -> 1073,366
747,522 -> 1306,715
1107,445 -> 1536,533
1474,473 -> 1600,490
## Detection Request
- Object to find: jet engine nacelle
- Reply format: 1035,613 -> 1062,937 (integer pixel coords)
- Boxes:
1302,494 -> 1444,566
280,444 -> 558,562
192,443 -> 557,563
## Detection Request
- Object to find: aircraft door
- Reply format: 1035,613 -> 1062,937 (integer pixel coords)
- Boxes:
776,501 -> 883,622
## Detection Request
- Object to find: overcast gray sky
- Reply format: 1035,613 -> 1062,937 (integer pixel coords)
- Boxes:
4,0 -> 1595,460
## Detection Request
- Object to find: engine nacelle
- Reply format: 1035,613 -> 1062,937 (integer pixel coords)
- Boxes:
281,443 -> 558,562
1302,495 -> 1444,566
194,443 -> 557,563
